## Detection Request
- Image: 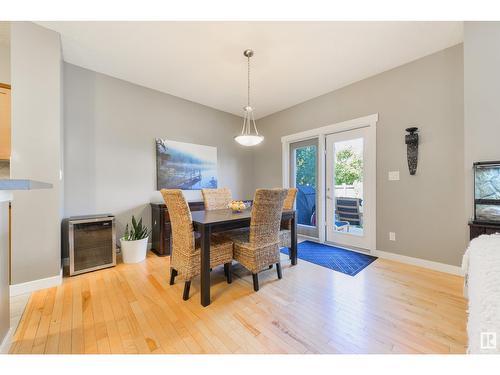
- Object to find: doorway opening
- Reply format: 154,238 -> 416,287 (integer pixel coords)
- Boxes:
282,114 -> 377,251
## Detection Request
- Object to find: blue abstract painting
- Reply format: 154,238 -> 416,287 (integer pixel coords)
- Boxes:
156,139 -> 218,190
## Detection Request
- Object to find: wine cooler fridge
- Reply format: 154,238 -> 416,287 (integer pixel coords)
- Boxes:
62,214 -> 116,276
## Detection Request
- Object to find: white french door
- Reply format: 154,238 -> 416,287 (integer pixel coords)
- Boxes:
325,127 -> 376,250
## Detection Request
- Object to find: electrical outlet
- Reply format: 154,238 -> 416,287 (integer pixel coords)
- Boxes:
389,232 -> 396,241
388,171 -> 400,181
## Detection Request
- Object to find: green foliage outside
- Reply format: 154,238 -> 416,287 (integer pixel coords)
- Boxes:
335,147 -> 363,185
295,145 -> 363,187
295,146 -> 317,187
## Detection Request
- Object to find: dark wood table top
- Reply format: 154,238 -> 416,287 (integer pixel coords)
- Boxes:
191,208 -> 295,225
151,200 -> 254,209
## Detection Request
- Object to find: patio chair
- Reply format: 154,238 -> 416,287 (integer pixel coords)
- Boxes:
335,197 -> 362,232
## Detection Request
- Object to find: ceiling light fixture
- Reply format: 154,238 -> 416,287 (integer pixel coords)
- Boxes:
234,49 -> 264,147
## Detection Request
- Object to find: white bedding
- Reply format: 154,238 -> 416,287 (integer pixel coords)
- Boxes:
462,233 -> 500,354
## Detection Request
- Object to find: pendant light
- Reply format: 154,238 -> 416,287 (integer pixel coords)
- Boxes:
234,49 -> 264,146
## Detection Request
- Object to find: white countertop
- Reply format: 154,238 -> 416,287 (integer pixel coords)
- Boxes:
0,191 -> 12,202
0,179 -> 53,191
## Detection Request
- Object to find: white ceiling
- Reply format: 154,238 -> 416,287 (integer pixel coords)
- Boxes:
38,21 -> 463,119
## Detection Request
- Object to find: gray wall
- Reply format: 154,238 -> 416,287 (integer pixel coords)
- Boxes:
253,45 -> 466,266
64,63 -> 254,238
10,22 -> 63,284
0,43 -> 9,84
0,199 -> 9,347
464,22 -> 500,220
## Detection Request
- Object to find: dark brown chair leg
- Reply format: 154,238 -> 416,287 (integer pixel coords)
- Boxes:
225,262 -> 232,284
183,280 -> 191,300
288,247 -> 292,260
252,273 -> 259,292
276,263 -> 282,279
169,268 -> 178,285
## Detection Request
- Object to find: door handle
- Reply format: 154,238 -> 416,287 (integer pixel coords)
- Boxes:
326,195 -> 333,200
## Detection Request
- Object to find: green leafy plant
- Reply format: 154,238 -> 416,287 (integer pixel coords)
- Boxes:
335,147 -> 363,185
123,216 -> 151,241
295,145 -> 317,188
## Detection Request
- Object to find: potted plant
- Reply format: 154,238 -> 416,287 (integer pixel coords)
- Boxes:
120,216 -> 151,264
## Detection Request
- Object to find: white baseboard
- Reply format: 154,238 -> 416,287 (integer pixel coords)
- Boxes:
298,234 -> 320,242
372,249 -> 463,276
10,268 -> 63,297
0,327 -> 14,354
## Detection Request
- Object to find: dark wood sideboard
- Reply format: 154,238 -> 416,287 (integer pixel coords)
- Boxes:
468,221 -> 500,240
150,201 -> 205,256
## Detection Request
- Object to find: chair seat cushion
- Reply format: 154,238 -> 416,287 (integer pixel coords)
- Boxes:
224,230 -> 281,273
216,228 -> 249,247
222,229 -> 250,245
174,234 -> 233,280
335,221 -> 349,227
194,234 -> 234,268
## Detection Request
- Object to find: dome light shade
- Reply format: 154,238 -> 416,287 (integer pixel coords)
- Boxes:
234,134 -> 264,146
235,105 -> 263,146
235,49 -> 264,147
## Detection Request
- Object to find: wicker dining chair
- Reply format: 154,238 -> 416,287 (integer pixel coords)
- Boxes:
160,189 -> 234,300
201,187 -> 232,210
224,188 -> 288,291
279,188 -> 298,253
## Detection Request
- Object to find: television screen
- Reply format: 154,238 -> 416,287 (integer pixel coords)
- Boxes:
474,162 -> 500,223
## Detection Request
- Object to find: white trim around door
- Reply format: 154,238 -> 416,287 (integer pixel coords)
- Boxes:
281,113 -> 378,249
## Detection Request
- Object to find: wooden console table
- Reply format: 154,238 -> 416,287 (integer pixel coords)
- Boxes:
150,201 -> 205,256
468,221 -> 500,240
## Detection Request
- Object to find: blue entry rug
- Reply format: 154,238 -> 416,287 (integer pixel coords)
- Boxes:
281,240 -> 377,276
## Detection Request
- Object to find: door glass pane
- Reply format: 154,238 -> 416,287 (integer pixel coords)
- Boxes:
294,145 -> 317,227
333,138 -> 364,236
73,221 -> 114,272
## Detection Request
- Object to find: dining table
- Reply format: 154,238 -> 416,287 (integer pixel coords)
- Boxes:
191,208 -> 297,307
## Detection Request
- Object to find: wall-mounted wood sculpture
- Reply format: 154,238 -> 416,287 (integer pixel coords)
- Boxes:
405,127 -> 419,175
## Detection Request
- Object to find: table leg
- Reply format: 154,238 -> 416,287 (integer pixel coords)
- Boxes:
291,213 -> 298,265
200,224 -> 211,307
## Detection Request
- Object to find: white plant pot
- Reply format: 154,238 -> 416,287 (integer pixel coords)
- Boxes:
120,237 -> 149,264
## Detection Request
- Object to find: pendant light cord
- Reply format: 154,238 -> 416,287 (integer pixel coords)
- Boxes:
247,55 -> 251,108
236,49 -> 263,144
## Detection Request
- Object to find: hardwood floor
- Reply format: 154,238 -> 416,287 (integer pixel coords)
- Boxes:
9,251 -> 467,354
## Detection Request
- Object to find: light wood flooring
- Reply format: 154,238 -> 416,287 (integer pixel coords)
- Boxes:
9,251 -> 467,354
